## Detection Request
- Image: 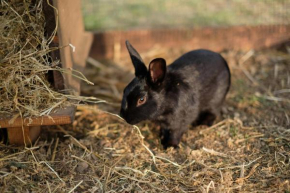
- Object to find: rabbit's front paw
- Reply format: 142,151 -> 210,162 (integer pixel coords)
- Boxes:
160,128 -> 180,149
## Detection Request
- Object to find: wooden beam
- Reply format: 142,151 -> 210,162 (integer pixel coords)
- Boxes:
0,107 -> 75,128
90,25 -> 290,60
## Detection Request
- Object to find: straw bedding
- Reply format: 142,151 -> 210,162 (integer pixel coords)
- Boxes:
0,0 -> 289,192
0,0 -> 94,119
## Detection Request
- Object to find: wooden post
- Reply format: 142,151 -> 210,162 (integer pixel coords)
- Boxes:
7,126 -> 41,146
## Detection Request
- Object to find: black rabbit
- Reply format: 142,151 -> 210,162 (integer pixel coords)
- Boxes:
120,41 -> 231,149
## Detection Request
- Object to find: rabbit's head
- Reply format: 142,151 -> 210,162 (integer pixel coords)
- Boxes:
120,41 -> 167,124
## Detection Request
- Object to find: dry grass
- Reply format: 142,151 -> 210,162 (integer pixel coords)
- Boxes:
0,1 -> 290,191
1,47 -> 289,192
0,0 -> 97,119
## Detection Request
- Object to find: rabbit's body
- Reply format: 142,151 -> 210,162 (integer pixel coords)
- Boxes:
120,41 -> 230,148
153,50 -> 230,147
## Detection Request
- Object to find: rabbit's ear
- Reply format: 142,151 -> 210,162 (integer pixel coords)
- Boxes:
148,58 -> 167,84
125,40 -> 147,78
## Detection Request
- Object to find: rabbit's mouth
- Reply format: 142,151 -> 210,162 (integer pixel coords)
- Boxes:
123,116 -> 140,125
126,118 -> 140,125
120,110 -> 141,125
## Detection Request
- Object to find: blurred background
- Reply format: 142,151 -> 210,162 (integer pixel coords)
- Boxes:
82,0 -> 290,31
81,0 -> 290,63
79,0 -> 290,117
79,0 -> 290,119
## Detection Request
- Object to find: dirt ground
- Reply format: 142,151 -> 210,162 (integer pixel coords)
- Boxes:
0,45 -> 289,192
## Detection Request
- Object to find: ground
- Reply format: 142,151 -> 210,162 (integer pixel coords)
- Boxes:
0,46 -> 289,192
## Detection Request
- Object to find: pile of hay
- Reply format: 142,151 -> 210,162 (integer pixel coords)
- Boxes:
0,46 -> 289,191
0,1 -> 289,191
0,0 -> 93,118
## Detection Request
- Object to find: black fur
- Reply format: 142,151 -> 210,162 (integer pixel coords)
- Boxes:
120,41 -> 231,149
125,40 -> 147,78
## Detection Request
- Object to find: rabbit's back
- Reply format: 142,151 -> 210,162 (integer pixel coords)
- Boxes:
169,49 -> 229,79
168,49 -> 230,112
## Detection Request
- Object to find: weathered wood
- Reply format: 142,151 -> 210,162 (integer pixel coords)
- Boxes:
7,127 -> 29,146
43,0 -> 93,92
28,126 -> 41,143
43,0 -> 65,90
7,126 -> 41,146
53,0 -> 93,93
90,25 -> 290,60
0,107 -> 75,128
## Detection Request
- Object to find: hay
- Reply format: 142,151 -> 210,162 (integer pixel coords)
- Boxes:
0,2 -> 289,190
0,107 -> 289,192
1,47 -> 289,192
0,0 -> 97,118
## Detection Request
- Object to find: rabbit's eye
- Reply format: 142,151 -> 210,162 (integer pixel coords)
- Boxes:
137,96 -> 147,107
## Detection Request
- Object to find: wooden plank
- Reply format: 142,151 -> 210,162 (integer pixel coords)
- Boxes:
53,0 -> 93,94
7,126 -> 41,146
90,25 -> 290,60
7,127 -> 30,146
0,107 -> 75,128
